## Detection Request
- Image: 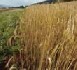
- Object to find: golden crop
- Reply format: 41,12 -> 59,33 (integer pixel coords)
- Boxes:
17,1 -> 77,70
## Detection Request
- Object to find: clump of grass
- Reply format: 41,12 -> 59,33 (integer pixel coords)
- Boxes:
9,2 -> 77,70
0,10 -> 23,69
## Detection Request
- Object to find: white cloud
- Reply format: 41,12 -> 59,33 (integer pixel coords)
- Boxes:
0,0 -> 46,7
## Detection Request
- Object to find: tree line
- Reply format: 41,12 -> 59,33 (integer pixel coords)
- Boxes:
47,0 -> 77,3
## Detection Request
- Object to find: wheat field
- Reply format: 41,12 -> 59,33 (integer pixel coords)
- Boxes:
9,1 -> 77,70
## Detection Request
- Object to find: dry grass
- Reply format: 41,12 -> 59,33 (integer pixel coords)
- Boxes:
11,1 -> 77,70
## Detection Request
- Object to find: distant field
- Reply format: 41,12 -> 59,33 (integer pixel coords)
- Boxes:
0,8 -> 23,12
0,8 -> 14,12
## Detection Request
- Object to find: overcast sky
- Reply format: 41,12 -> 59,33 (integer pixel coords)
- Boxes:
0,0 -> 46,7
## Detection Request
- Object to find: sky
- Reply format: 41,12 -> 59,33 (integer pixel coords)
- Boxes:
0,0 -> 46,7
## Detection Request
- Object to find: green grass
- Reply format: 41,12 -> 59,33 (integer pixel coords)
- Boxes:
0,10 -> 22,62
